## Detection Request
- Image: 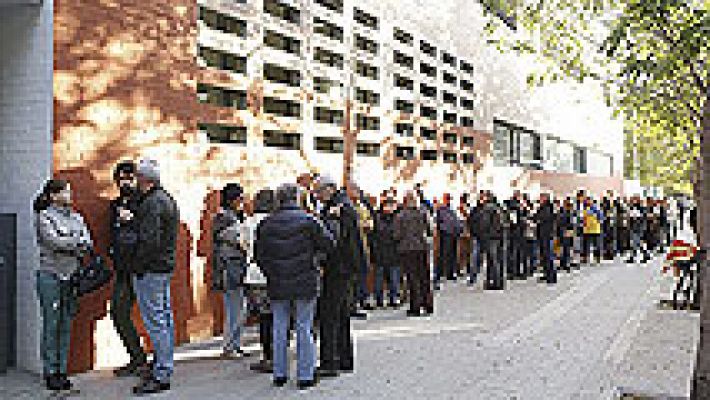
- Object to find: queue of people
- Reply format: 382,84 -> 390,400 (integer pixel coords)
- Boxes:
33,159 -> 692,395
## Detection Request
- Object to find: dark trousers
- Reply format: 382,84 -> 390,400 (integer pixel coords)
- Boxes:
259,311 -> 273,361
402,251 -> 432,313
583,233 -> 602,262
539,237 -> 556,283
523,239 -> 538,275
437,233 -> 458,281
482,239 -> 504,289
319,272 -> 354,371
603,227 -> 615,259
110,272 -> 146,366
507,235 -> 524,277
560,237 -> 572,271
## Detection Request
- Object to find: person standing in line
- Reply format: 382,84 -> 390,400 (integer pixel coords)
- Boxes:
627,196 -> 649,263
536,193 -> 557,284
436,193 -> 462,284
132,159 -> 179,396
394,191 -> 433,316
557,198 -> 576,272
505,191 -> 525,279
211,183 -> 251,358
467,193 -> 484,285
479,191 -> 505,290
34,179 -> 92,392
314,176 -> 360,378
582,197 -> 604,265
108,161 -> 148,378
254,183 -> 335,389
372,196 -> 401,308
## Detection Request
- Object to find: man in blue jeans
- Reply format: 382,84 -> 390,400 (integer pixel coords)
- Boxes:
254,183 -> 335,390
132,159 -> 179,396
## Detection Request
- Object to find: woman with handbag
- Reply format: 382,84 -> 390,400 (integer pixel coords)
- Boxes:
34,179 -> 92,392
212,183 -> 251,358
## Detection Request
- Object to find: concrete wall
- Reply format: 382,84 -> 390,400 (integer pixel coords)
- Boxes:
0,1 -> 54,373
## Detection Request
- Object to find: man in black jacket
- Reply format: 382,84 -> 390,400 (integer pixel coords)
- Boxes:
536,193 -> 557,284
557,198 -> 575,272
108,161 -> 147,377
132,159 -> 179,396
314,176 -> 361,378
479,192 -> 505,290
505,192 -> 525,279
255,183 -> 335,389
466,194 -> 484,285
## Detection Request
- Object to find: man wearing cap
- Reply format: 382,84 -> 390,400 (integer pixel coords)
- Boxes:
132,159 -> 179,395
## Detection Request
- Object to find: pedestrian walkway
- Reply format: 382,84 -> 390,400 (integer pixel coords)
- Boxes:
0,257 -> 698,399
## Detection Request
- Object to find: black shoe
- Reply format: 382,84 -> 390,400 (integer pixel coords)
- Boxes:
250,360 -> 273,373
376,301 -> 384,308
133,378 -> 170,396
362,303 -> 375,311
113,361 -> 144,377
406,309 -> 421,317
316,366 -> 339,378
297,379 -> 317,390
58,374 -> 73,391
339,365 -> 354,373
350,310 -> 367,319
45,374 -> 63,391
424,307 -> 434,315
273,377 -> 288,387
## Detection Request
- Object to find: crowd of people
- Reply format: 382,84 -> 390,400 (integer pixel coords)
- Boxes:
32,158 -> 695,395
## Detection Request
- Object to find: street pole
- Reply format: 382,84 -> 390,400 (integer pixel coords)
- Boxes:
342,72 -> 354,188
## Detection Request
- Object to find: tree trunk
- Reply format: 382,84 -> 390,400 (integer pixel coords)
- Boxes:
691,85 -> 710,399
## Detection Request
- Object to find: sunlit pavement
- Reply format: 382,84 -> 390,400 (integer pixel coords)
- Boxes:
2,253 -> 699,399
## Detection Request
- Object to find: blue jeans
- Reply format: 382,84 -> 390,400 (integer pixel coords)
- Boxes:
223,287 -> 245,351
134,273 -> 174,383
36,271 -> 76,376
272,298 -> 316,381
374,265 -> 400,304
469,238 -> 481,282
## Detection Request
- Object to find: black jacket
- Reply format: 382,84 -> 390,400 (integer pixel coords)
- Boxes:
320,191 -> 362,278
109,190 -> 141,272
467,205 -> 481,239
535,202 -> 556,239
133,186 -> 179,274
255,203 -> 335,301
373,210 -> 398,266
478,201 -> 503,241
505,199 -> 524,238
557,208 -> 575,241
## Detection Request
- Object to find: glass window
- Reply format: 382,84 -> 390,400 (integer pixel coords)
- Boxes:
443,111 -> 457,124
198,123 -> 247,145
314,47 -> 344,69
197,83 -> 247,109
442,52 -> 456,67
355,114 -> 380,131
355,34 -> 379,55
264,63 -> 301,87
461,98 -> 474,110
396,146 -> 415,160
355,61 -> 379,80
263,130 -> 301,150
443,72 -> 457,85
264,30 -> 301,55
443,152 -> 457,163
395,99 -> 414,114
462,136 -> 475,147
573,147 -> 587,174
354,8 -> 378,30
314,0 -> 343,13
198,46 -> 247,74
313,17 -> 344,42
314,106 -> 344,125
461,116 -> 474,127
421,127 -> 437,140
355,87 -> 380,106
421,149 -> 438,161
394,51 -> 414,69
395,123 -> 414,137
314,76 -> 342,94
443,92 -> 457,105
461,79 -> 474,93
460,60 -> 474,73
393,28 -> 413,45
462,153 -> 475,164
420,83 -> 437,99
264,0 -> 300,24
394,74 -> 414,90
263,97 -> 301,118
420,105 -> 437,120
420,62 -> 437,78
420,40 -> 436,57
443,132 -> 457,144
315,137 -> 344,153
199,6 -> 247,37
357,142 -> 380,156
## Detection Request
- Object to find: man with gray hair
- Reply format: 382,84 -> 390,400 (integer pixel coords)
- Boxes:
254,183 -> 335,389
131,159 -> 179,395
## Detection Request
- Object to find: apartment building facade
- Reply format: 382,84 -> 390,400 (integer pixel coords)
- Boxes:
2,0 -> 623,373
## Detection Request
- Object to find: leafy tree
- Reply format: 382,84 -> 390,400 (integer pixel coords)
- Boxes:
480,0 -> 708,397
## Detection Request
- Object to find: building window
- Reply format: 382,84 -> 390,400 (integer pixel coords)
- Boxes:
461,116 -> 474,127
462,136 -> 475,147
314,0 -> 343,13
314,47 -> 344,69
394,74 -> 414,90
355,60 -> 379,80
354,8 -> 378,30
421,127 -> 437,140
519,129 -> 542,167
396,146 -> 415,160
443,132 -> 457,144
263,63 -> 301,87
355,87 -> 380,106
199,123 -> 247,145
461,98 -> 474,110
313,17 -> 344,42
443,152 -> 457,163
443,111 -> 457,124
493,120 -> 511,166
443,92 -> 457,106
460,60 -> 474,73
420,62 -> 437,78
264,0 -> 300,25
420,83 -> 437,99
420,40 -> 436,57
355,34 -> 379,55
393,28 -> 413,45
394,51 -> 414,70
314,76 -> 342,94
462,153 -> 475,164
395,123 -> 414,137
574,147 -> 587,174
199,6 -> 247,38
357,142 -> 380,156
264,30 -> 301,55
461,79 -> 474,93
197,83 -> 247,109
198,46 -> 246,74
315,137 -> 344,153
395,99 -> 414,114
314,106 -> 344,125
264,130 -> 301,150
442,52 -> 456,67
420,105 -> 437,120
443,72 -> 457,85
355,114 -> 380,131
421,149 -> 438,161
263,97 -> 301,118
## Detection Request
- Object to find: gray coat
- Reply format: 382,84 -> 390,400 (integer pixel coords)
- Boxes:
36,205 -> 92,278
212,208 -> 248,290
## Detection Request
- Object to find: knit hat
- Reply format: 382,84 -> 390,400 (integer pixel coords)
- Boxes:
137,159 -> 160,182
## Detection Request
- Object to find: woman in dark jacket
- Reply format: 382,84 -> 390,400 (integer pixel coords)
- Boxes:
394,191 -> 433,316
212,183 -> 250,357
373,197 -> 401,308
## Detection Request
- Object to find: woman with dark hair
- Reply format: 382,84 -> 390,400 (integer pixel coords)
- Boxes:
211,183 -> 250,358
34,179 -> 92,392
244,189 -> 276,373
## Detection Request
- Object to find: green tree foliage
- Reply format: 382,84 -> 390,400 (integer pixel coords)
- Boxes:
481,0 -> 708,195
